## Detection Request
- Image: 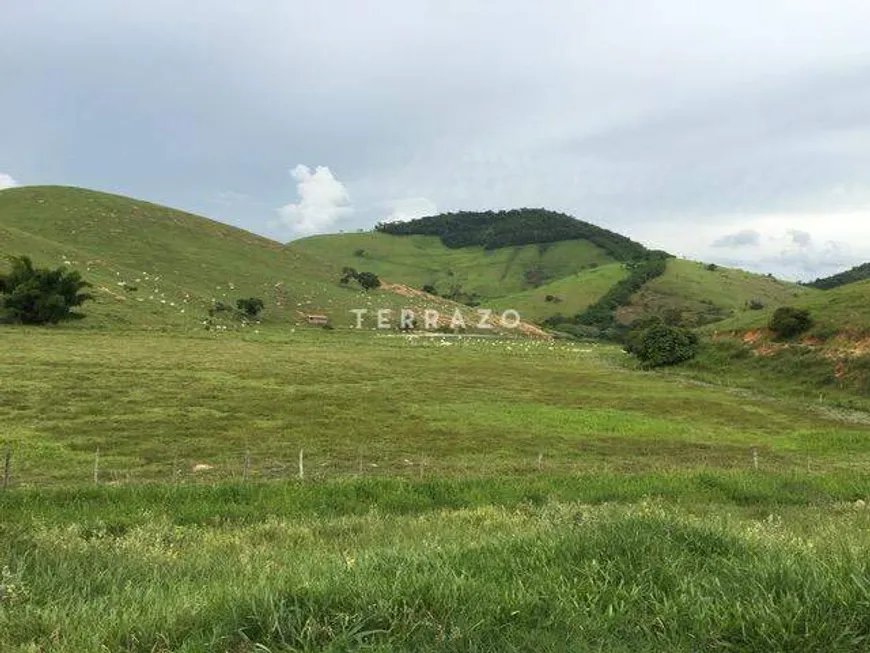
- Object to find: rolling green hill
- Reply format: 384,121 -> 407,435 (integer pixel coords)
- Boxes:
677,278 -> 870,401
710,277 -> 870,339
287,232 -> 615,305
0,186 -> 526,332
616,259 -> 816,327
807,261 -> 870,289
375,208 -> 652,259
289,234 -> 821,330
3,185 -> 864,344
4,188 -> 870,651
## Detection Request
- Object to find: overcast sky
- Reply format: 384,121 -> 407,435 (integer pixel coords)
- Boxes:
3,1 -> 870,280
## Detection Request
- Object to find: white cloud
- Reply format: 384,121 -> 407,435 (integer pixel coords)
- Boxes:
278,165 -> 351,236
383,197 -> 437,223
711,229 -> 761,248
0,173 -> 18,190
635,211 -> 870,280
788,229 -> 813,247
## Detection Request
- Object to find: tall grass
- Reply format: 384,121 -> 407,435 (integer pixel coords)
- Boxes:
2,476 -> 870,652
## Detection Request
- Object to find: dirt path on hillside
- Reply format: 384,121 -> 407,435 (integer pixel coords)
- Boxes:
381,282 -> 551,338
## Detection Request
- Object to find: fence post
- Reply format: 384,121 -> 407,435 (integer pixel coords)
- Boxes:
93,449 -> 100,484
3,449 -> 10,489
298,449 -> 304,480
752,447 -> 759,471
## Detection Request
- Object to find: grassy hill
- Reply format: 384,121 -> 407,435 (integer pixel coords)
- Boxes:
616,259 -> 816,327
0,186 -> 527,332
711,278 -> 870,338
671,279 -> 870,402
290,236 -> 825,330
287,231 -> 615,305
4,187 -> 870,650
3,186 -> 831,336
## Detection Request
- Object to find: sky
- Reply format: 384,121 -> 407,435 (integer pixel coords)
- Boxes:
2,1 -> 870,280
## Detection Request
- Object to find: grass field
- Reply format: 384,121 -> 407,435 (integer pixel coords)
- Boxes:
4,187 -> 870,651
2,473 -> 870,651
2,327 -> 869,485
2,327 -> 870,650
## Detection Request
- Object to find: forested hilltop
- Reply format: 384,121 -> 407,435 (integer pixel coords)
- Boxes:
376,208 -> 658,261
807,262 -> 870,289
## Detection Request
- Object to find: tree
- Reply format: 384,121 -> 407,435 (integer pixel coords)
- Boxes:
627,321 -> 699,368
236,297 -> 265,317
769,307 -> 812,338
0,255 -> 93,325
355,271 -> 381,291
338,267 -> 380,291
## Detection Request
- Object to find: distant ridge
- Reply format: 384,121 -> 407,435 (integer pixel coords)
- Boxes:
807,262 -> 870,290
375,208 -> 656,261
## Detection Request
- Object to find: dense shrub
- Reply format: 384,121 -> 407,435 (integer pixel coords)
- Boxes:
627,321 -> 699,368
355,271 -> 381,291
769,307 -> 813,338
236,297 -> 265,317
339,268 -> 381,291
0,255 -> 93,325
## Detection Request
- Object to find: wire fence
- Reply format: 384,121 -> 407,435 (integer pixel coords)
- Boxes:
0,443 -> 850,489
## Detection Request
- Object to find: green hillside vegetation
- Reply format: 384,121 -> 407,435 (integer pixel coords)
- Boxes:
0,187 -> 518,332
2,328 -> 870,650
288,231 -> 614,303
616,259 -> 816,327
674,280 -> 870,402
294,222 -> 820,337
708,277 -> 870,339
3,186 -> 870,650
376,208 -> 652,260
493,262 -> 629,322
807,261 -> 870,289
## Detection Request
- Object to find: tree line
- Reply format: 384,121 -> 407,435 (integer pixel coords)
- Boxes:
806,262 -> 870,290
376,208 -> 657,262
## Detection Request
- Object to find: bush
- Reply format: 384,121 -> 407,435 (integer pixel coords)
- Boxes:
628,322 -> 699,368
236,297 -> 265,317
355,271 -> 381,291
769,307 -> 813,338
421,284 -> 437,295
747,299 -> 765,310
339,268 -> 380,291
0,255 -> 93,325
